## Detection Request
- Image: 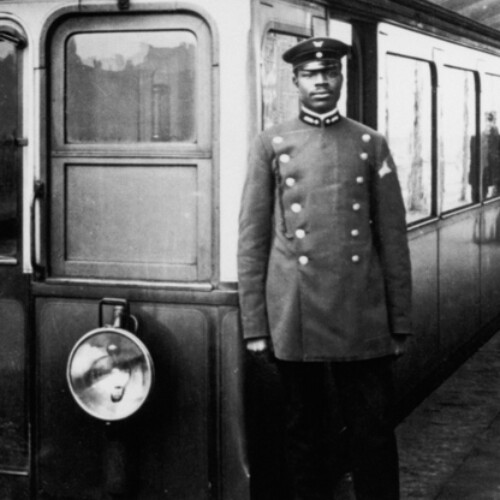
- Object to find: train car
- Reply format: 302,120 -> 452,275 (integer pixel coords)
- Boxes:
2,0 -> 500,498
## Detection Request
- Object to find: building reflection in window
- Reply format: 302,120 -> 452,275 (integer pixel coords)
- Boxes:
66,31 -> 196,143
384,55 -> 433,223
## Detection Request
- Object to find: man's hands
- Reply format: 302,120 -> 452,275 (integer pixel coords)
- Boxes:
245,338 -> 270,353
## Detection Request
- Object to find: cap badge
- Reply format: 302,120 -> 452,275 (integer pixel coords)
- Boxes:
313,41 -> 324,48
316,52 -> 323,59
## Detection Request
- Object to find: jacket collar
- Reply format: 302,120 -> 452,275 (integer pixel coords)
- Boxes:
299,106 -> 340,127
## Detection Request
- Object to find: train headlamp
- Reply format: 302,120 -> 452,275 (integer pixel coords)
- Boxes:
67,327 -> 154,421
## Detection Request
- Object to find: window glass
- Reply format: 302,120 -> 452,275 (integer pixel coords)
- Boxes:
384,55 -> 433,222
66,31 -> 196,143
262,32 -> 304,129
480,74 -> 500,199
0,40 -> 19,260
328,19 -> 351,116
440,67 -> 476,211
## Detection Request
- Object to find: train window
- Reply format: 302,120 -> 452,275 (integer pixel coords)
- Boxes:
0,38 -> 19,261
440,67 -> 476,212
480,74 -> 500,199
328,19 -> 351,116
262,31 -> 305,129
66,31 -> 196,144
384,55 -> 433,223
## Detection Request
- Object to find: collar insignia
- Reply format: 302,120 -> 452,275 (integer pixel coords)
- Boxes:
299,107 -> 340,128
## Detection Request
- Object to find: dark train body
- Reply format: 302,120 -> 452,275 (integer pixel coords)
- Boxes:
1,0 -> 500,498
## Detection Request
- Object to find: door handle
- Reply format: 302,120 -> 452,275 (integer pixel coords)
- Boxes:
30,179 -> 45,277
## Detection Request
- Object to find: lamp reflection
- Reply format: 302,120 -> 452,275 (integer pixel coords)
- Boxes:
68,330 -> 153,421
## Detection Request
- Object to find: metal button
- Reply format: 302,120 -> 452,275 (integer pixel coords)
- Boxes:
352,255 -> 360,263
299,255 -> 309,265
352,203 -> 361,211
356,176 -> 364,184
362,134 -> 371,143
285,177 -> 296,187
351,229 -> 360,237
280,154 -> 290,163
360,152 -> 368,160
273,136 -> 283,144
295,229 -> 306,239
291,203 -> 302,213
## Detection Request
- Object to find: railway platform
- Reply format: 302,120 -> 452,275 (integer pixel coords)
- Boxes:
335,330 -> 500,499
397,330 -> 500,499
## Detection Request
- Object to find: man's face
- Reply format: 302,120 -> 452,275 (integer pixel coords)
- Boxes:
293,63 -> 343,114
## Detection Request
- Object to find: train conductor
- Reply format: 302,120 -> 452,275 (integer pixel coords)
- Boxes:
238,37 -> 412,499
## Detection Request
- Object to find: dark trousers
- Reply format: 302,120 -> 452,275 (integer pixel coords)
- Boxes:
276,357 -> 399,500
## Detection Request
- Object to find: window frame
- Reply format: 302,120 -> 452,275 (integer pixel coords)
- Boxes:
48,13 -> 214,283
50,14 -> 212,158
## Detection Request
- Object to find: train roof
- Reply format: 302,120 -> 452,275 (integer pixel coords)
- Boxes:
427,0 -> 500,30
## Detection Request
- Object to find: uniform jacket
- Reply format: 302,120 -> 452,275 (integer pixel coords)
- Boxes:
237,110 -> 412,361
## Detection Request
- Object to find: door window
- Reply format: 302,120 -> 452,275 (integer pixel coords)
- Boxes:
0,38 -> 20,261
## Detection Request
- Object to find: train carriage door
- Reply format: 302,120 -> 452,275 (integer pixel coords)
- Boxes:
0,23 -> 30,498
37,12 -> 218,500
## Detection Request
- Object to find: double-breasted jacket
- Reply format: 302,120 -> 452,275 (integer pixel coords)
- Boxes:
237,110 -> 412,361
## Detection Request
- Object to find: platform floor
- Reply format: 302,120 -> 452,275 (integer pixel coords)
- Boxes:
397,331 -> 500,499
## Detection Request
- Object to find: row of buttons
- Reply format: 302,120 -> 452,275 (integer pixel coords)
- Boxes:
353,143 -> 368,267
291,201 -> 362,214
281,153 -> 368,165
299,254 -> 361,265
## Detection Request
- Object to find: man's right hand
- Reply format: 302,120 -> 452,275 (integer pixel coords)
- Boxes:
245,338 -> 269,352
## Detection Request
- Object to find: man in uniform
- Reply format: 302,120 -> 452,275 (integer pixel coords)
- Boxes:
238,37 -> 412,499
